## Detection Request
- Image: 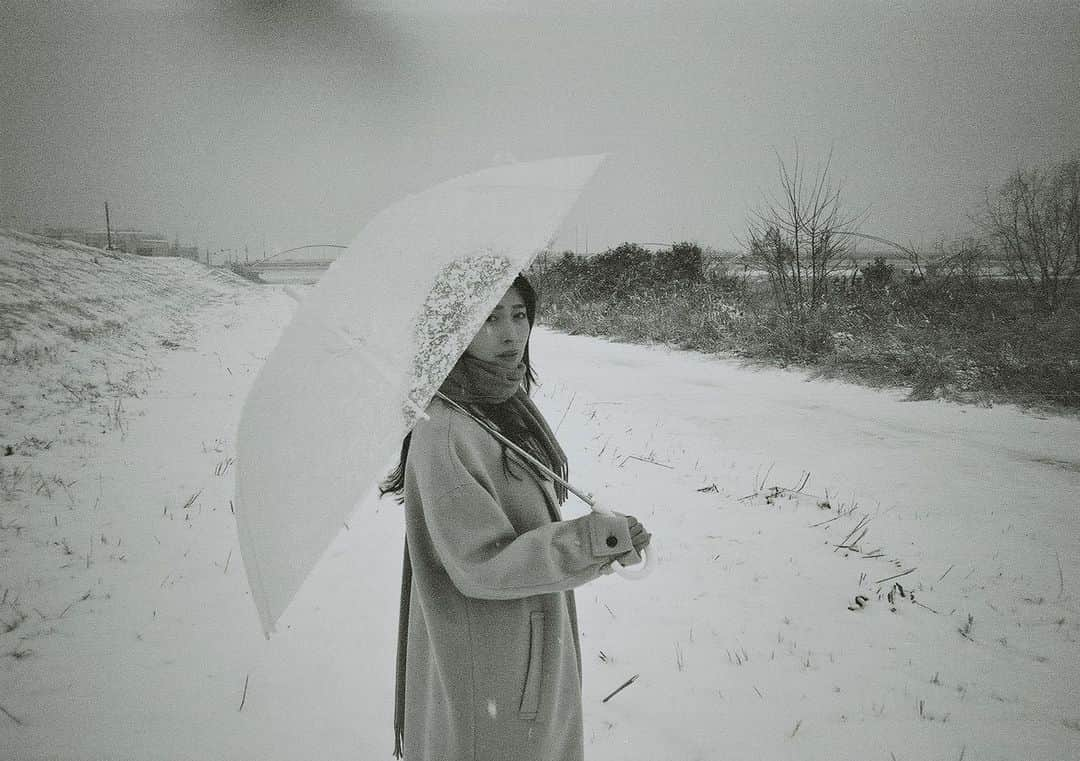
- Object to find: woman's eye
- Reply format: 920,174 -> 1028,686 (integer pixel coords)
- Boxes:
513,312 -> 527,320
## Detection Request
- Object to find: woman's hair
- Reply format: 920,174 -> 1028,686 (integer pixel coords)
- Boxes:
379,273 -> 539,503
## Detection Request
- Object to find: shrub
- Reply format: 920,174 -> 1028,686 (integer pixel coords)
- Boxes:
652,242 -> 705,283
981,157 -> 1080,312
860,257 -> 894,290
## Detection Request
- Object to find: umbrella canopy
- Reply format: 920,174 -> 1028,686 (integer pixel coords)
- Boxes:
235,155 -> 606,636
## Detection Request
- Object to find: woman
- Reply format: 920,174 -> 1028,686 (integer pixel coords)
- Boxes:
382,274 -> 651,761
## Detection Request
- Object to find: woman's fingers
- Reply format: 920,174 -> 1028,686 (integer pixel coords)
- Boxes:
623,514 -> 651,550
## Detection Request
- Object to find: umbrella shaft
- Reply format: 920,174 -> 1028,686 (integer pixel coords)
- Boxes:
433,392 -> 595,507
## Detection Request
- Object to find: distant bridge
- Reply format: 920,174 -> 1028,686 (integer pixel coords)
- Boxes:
247,258 -> 336,271
246,243 -> 345,280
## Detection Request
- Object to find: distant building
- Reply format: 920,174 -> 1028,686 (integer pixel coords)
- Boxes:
39,227 -> 197,259
82,229 -> 170,256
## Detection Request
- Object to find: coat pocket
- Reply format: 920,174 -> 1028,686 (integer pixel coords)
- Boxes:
519,611 -> 544,719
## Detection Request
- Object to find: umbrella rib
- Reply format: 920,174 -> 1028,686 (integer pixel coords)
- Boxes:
434,392 -> 594,506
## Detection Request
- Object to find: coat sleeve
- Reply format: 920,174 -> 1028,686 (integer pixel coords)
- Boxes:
409,411 -> 635,600
422,480 -> 635,600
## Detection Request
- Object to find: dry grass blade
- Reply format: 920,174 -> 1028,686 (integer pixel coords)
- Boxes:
239,674 -> 250,712
554,391 -> 576,434
601,674 -> 639,703
58,589 -> 92,618
58,381 -> 84,401
0,702 -> 23,726
619,455 -> 673,469
835,515 -> 870,553
875,568 -> 916,585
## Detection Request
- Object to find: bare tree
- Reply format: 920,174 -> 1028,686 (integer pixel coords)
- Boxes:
744,148 -> 863,319
982,158 -> 1080,312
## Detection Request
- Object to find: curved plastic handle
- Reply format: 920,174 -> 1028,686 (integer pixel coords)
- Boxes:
612,541 -> 657,579
587,496 -> 657,580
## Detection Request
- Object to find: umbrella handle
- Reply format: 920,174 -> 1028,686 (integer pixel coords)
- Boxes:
587,498 -> 657,580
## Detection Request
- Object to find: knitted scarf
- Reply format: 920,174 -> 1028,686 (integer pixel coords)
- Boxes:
393,353 -> 568,758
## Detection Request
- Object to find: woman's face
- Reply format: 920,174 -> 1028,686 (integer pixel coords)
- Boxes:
466,286 -> 531,368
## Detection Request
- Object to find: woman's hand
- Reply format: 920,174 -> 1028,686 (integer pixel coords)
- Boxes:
621,515 -> 651,565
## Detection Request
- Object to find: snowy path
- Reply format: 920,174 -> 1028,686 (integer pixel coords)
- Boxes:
4,289 -> 1079,761
532,326 -> 1080,621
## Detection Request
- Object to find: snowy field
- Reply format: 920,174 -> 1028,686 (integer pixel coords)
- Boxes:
2,230 -> 1079,760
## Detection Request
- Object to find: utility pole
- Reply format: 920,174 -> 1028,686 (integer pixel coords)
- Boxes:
104,202 -> 113,250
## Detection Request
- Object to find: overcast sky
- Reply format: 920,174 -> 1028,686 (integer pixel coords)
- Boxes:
2,0 -> 1077,255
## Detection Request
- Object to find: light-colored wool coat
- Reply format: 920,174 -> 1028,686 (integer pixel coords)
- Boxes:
401,396 -> 635,761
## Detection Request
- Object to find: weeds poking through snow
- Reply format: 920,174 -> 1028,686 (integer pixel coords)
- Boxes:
214,457 -> 235,476
789,719 -> 803,738
1,608 -> 27,633
238,674 -> 250,712
106,397 -> 127,437
674,641 -> 685,671
848,595 -> 869,611
916,698 -> 950,723
958,614 -> 975,641
181,490 -> 202,510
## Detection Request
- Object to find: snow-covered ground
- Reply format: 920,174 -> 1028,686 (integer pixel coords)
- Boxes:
2,229 -> 1078,760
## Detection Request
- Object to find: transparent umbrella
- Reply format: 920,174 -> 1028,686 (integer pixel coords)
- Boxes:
235,155 -> 651,638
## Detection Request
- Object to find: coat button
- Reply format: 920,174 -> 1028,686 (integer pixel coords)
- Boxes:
606,535 -> 619,548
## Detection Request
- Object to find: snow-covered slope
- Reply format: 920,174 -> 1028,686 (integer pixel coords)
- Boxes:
2,232 -> 1078,760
